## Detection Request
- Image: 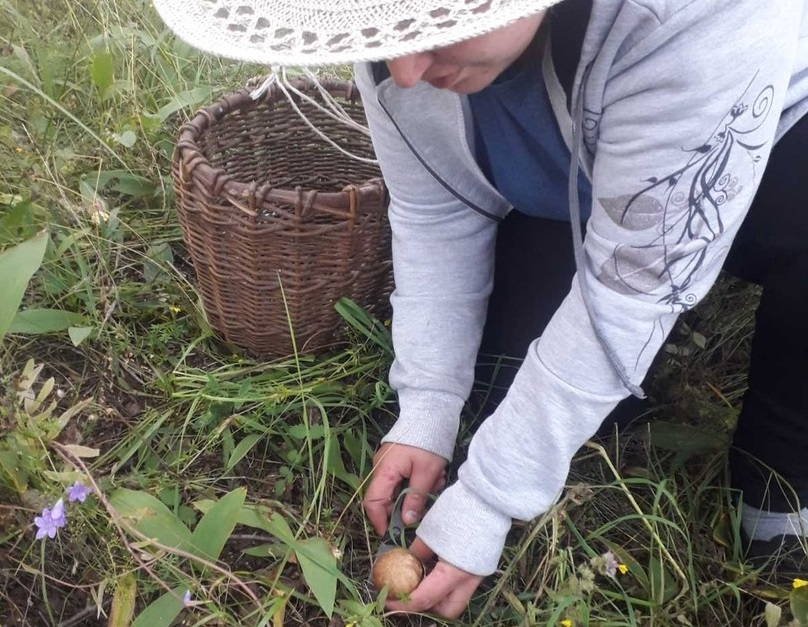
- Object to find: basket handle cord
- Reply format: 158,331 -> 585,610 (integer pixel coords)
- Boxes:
249,68 -> 379,166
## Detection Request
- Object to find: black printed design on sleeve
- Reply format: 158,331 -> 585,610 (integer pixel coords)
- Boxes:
596,77 -> 774,366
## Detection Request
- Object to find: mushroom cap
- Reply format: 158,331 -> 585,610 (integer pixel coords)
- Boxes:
371,548 -> 425,597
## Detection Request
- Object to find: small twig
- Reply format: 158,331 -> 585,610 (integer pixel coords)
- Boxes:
18,563 -> 106,590
52,442 -> 262,609
57,598 -> 111,627
706,381 -> 734,409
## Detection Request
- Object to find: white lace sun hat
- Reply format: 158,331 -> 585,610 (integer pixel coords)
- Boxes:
153,0 -> 563,67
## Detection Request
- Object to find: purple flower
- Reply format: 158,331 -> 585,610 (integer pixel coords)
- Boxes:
66,480 -> 91,503
183,590 -> 192,606
600,550 -> 619,579
34,499 -> 66,540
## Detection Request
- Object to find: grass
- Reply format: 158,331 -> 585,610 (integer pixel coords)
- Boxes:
0,0 -> 803,625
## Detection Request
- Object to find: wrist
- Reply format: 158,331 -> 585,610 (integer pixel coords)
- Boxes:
415,480 -> 511,576
382,388 -> 463,461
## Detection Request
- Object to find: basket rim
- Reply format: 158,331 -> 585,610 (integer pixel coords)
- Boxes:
174,78 -> 384,216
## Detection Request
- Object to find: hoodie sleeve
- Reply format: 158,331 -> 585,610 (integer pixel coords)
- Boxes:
416,0 -> 803,576
354,63 -> 499,462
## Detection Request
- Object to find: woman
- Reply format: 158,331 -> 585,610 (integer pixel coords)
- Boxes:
155,0 -> 808,618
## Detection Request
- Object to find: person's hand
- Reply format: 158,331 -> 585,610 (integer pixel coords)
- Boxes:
386,538 -> 484,619
363,442 -> 446,533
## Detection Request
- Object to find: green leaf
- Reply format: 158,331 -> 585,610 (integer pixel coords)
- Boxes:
90,50 -> 115,94
152,86 -> 215,123
114,130 -> 137,148
8,309 -> 85,334
0,198 -> 40,244
191,487 -> 246,562
211,504 -> 358,595
334,297 -> 393,356
68,326 -> 94,346
143,242 -> 174,283
325,436 -> 360,490
109,488 -> 192,551
225,433 -> 262,472
0,230 -> 48,342
240,504 -> 298,545
764,601 -> 782,627
194,501 -> 296,547
648,422 -> 727,457
109,572 -> 137,627
296,537 -> 337,617
648,553 -> 680,606
0,448 -> 30,494
85,170 -> 156,198
131,585 -> 186,627
791,586 -> 808,625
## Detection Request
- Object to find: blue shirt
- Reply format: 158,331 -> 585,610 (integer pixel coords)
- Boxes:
468,50 -> 592,222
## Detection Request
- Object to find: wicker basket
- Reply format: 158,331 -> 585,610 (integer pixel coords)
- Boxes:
172,78 -> 392,357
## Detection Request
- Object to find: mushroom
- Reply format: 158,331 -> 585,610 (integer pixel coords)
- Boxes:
371,547 -> 425,597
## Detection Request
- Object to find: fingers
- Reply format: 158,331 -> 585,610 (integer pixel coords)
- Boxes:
363,445 -> 403,535
408,537 -> 434,564
401,469 -> 437,525
386,560 -> 483,619
363,443 -> 447,535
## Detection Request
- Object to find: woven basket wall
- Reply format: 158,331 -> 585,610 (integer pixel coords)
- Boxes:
172,78 -> 392,357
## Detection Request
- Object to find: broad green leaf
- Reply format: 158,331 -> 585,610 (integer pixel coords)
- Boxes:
109,572 -> 137,627
68,326 -> 93,346
86,170 -> 156,198
648,554 -> 680,606
340,600 -> 384,627
217,503 -> 297,546
8,309 -> 85,334
152,86 -> 215,122
225,433 -> 262,472
131,585 -> 185,627
109,488 -> 192,551
114,130 -> 137,148
0,448 -> 30,494
90,50 -> 115,94
143,243 -> 174,283
296,537 -> 337,617
649,422 -> 727,458
0,230 -> 48,341
0,198 -> 40,244
324,436 -> 359,490
206,504 -> 358,595
191,487 -> 246,562
791,586 -> 808,625
286,423 -> 326,440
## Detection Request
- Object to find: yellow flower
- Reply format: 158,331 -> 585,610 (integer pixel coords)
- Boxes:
169,305 -> 182,313
793,578 -> 808,589
560,620 -> 573,627
618,563 -> 628,575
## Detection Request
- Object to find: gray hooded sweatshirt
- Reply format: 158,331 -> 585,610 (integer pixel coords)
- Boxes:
354,0 -> 808,577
